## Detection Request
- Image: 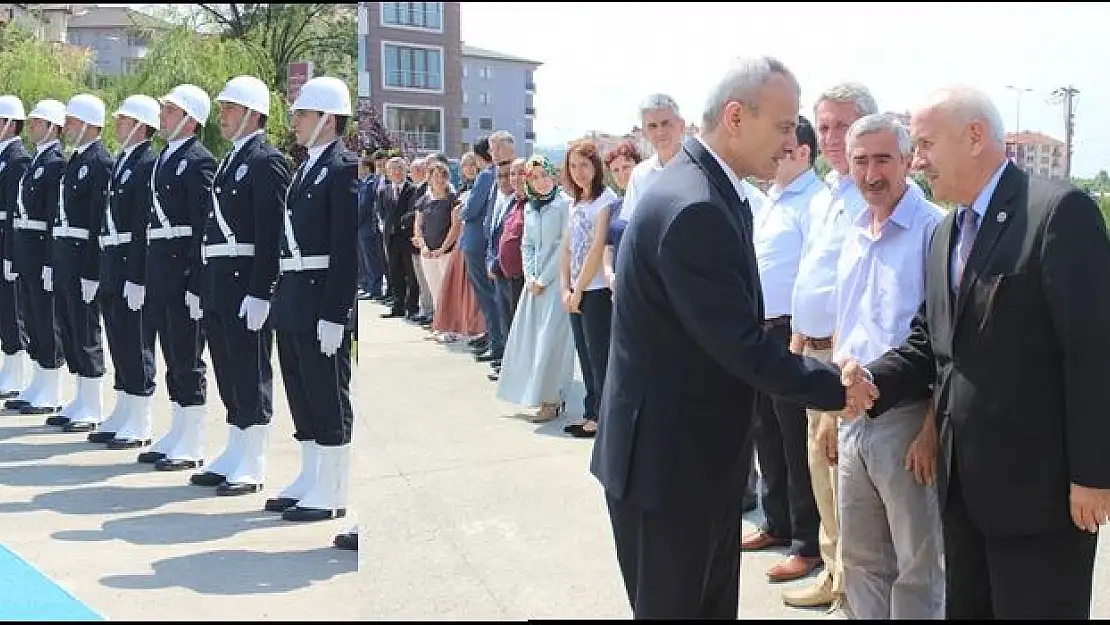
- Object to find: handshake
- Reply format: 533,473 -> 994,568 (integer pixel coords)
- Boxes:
837,359 -> 880,418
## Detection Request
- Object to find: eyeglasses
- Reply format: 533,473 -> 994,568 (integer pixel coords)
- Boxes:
497,160 -> 513,167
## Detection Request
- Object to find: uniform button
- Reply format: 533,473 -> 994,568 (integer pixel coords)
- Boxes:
208,211 -> 214,217
233,270 -> 240,278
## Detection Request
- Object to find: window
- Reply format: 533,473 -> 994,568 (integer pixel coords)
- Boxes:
478,117 -> 493,131
462,91 -> 468,104
479,91 -> 492,105
122,57 -> 143,74
126,29 -> 149,47
461,142 -> 471,154
525,131 -> 536,141
525,69 -> 535,91
460,117 -> 469,129
478,65 -> 493,80
384,105 -> 444,152
382,43 -> 443,91
462,64 -> 468,78
381,2 -> 443,31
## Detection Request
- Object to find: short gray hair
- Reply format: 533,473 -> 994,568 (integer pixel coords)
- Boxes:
847,113 -> 913,157
701,56 -> 801,133
930,86 -> 1007,148
814,82 -> 878,119
410,156 -> 427,169
639,93 -> 681,119
386,156 -> 406,171
489,130 -> 515,147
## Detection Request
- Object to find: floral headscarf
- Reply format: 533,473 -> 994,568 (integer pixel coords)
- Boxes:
524,154 -> 559,203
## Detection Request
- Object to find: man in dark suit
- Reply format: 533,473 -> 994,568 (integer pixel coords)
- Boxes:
0,95 -> 32,400
356,153 -> 385,300
589,57 -> 859,619
841,86 -> 1110,619
378,157 -> 419,319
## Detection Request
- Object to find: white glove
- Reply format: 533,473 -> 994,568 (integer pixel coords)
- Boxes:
317,319 -> 344,357
3,260 -> 16,282
185,291 -> 203,320
80,278 -> 99,304
42,266 -> 52,292
238,295 -> 271,332
123,281 -> 146,311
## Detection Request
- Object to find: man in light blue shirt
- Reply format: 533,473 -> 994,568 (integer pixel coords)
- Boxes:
830,113 -> 945,619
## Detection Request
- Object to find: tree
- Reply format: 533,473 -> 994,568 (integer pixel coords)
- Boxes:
0,23 -> 95,111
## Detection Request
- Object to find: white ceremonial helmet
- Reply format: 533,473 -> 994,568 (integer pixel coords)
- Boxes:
291,76 -> 352,116
114,94 -> 162,129
216,75 -> 270,117
65,93 -> 106,127
0,95 -> 26,121
159,84 -> 211,126
28,99 -> 67,127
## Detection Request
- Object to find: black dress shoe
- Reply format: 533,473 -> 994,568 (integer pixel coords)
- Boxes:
264,496 -> 298,512
487,372 -> 499,382
216,481 -> 263,496
475,351 -> 501,363
137,450 -> 166,463
87,431 -> 116,443
106,438 -> 151,450
63,421 -> 96,433
282,505 -> 347,522
565,422 -> 598,438
154,457 -> 203,471
334,532 -> 359,551
45,415 -> 71,427
469,341 -> 490,355
190,471 -> 226,487
4,399 -> 30,410
20,405 -> 61,415
466,334 -> 488,348
0,390 -> 19,400
490,359 -> 501,369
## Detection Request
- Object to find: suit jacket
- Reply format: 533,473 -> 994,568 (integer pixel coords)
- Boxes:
357,174 -> 378,229
0,138 -> 31,264
145,135 -> 216,304
270,140 -> 358,332
201,133 -> 291,314
54,140 -> 113,282
100,140 -> 155,297
868,162 -> 1110,537
377,179 -> 417,241
12,142 -> 65,275
589,137 -> 845,514
458,164 -> 495,254
486,189 -> 513,275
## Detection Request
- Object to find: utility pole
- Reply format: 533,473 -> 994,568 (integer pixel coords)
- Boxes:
1006,85 -> 1032,133
1053,85 -> 1079,180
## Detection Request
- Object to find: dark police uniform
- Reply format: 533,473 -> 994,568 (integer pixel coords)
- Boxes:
0,137 -> 30,396
269,139 -> 357,511
51,139 -> 112,420
199,130 -> 289,456
86,139 -> 157,438
6,139 -> 65,413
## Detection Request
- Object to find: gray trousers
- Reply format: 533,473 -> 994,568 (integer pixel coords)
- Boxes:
412,253 -> 434,316
838,400 -> 944,619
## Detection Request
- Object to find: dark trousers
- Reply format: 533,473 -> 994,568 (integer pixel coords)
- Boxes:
943,455 -> 1097,619
745,322 -> 819,557
102,290 -> 155,396
143,296 -> 206,407
385,233 -> 419,315
357,223 -> 385,296
506,275 -> 525,332
606,493 -> 741,619
206,310 -> 273,429
464,248 -> 503,355
569,288 -> 612,422
19,269 -> 63,369
55,274 -> 105,378
276,329 -> 354,446
0,276 -> 27,356
492,273 -> 516,341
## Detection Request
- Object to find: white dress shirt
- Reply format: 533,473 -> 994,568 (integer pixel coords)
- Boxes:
619,153 -> 666,220
755,168 -> 823,318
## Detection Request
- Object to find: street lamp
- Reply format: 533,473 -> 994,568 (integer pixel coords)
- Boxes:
1005,85 -> 1033,133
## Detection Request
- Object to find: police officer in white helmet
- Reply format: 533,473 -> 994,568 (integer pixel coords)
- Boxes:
84,95 -> 161,444
0,95 -> 32,400
5,99 -> 67,415
46,94 -> 113,431
263,77 -> 358,533
188,75 -> 292,498
109,84 -> 216,473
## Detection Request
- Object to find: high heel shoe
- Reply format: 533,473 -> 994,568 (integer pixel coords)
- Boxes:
529,403 -> 560,423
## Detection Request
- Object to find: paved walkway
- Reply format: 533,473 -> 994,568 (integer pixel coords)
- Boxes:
1,299 -> 1107,619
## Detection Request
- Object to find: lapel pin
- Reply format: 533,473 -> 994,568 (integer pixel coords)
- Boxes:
996,211 -> 1007,223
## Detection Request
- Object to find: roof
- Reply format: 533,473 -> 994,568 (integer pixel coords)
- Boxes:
1006,131 -> 1063,146
67,6 -> 171,30
461,43 -> 542,66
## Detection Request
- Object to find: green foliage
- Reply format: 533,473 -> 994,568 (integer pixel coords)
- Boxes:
910,171 -> 934,202
814,154 -> 831,179
1098,195 -> 1110,232
0,23 -> 95,113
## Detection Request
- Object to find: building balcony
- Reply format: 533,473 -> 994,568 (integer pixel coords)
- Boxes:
525,131 -> 536,141
393,130 -> 442,152
525,106 -> 535,116
525,81 -> 536,92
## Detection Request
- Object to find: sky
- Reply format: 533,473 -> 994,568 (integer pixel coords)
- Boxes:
459,2 -> 1110,177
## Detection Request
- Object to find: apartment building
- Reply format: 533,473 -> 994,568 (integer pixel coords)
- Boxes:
65,6 -> 170,76
358,1 -> 462,156
1005,131 -> 1067,180
459,43 -> 540,156
0,4 -> 73,43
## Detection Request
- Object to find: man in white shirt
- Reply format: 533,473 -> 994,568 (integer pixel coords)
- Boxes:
618,93 -> 685,222
783,82 -> 877,611
740,116 -> 827,583
830,113 -> 945,619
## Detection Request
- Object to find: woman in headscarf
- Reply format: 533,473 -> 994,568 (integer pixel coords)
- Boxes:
495,155 -> 576,423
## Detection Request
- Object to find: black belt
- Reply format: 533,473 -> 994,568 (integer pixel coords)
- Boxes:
762,315 -> 791,331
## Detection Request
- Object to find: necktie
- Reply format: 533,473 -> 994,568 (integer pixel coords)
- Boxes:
393,183 -> 400,202
738,198 -> 753,239
955,207 -> 979,288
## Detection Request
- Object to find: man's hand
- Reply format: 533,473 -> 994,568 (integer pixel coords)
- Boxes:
839,358 -> 880,415
816,412 -> 838,467
528,279 -> 544,297
1069,483 -> 1110,534
789,333 -> 805,355
905,407 -> 939,485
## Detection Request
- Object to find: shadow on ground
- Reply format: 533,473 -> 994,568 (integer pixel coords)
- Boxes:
0,460 -> 155,489
0,483 -> 213,516
52,509 -> 287,546
99,547 -> 356,595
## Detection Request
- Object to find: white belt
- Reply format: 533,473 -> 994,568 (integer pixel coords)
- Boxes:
279,255 -> 330,272
147,225 -> 193,240
0,211 -> 6,220
52,226 -> 89,240
13,218 -> 47,231
99,232 -> 133,247
203,243 -> 255,259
